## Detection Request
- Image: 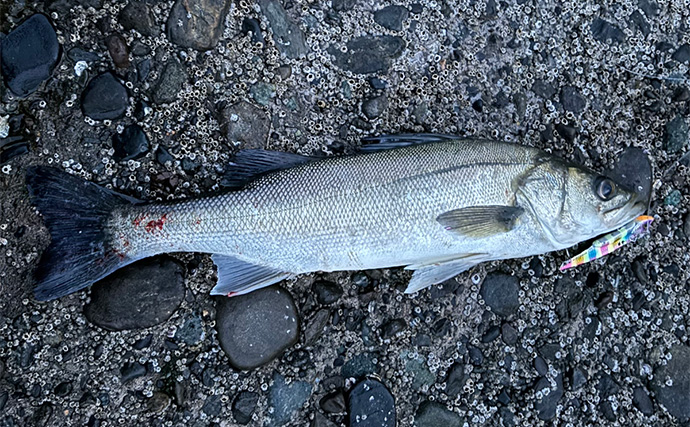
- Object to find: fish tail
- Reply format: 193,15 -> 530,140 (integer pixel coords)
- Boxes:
26,166 -> 140,301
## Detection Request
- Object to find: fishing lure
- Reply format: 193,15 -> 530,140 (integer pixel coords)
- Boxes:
559,215 -> 654,272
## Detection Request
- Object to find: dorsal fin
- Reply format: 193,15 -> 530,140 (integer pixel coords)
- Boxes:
221,149 -> 316,188
359,133 -> 458,152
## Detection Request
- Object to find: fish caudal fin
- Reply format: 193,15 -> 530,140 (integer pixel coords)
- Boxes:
26,166 -> 140,301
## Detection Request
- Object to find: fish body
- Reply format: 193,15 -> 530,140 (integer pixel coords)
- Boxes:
26,135 -> 647,300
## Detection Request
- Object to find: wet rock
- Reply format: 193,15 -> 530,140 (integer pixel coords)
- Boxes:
684,214 -> 690,238
652,345 -> 690,420
633,386 -> 654,415
664,189 -> 681,206
215,286 -> 299,370
112,124 -> 149,161
119,2 -> 159,37
672,44 -> 690,63
560,86 -> 586,114
445,362 -> 467,396
250,82 -> 276,106
202,394 -> 221,417
532,80 -> 556,99
120,361 -> 146,382
84,257 -> 185,331
54,381 -> 72,397
570,367 -> 587,391
105,34 -> 129,68
591,18 -> 625,44
167,0 -> 231,51
348,379 -> 395,427
481,325 -> 500,343
672,87 -> 690,103
404,355 -> 435,390
313,281 -> 343,305
468,345 -> 484,366
501,323 -> 518,345
534,374 -> 564,421
267,373 -> 311,426
329,36 -> 405,74
480,273 -> 519,317
382,318 -> 406,337
362,95 -> 388,119
259,0 -> 307,59
664,115 -> 688,154
555,123 -> 577,143
232,391 -> 258,424
219,101 -> 270,149
320,390 -> 346,413
312,412 -> 337,427
81,72 -> 128,120
342,353 -> 378,378
374,5 -> 409,31
156,145 -> 174,166
638,0 -> 659,17
147,392 -> 171,414
630,10 -> 650,36
1,14 -> 60,97
175,315 -> 204,346
609,146 -> 652,203
304,308 -> 330,344
241,17 -> 264,45
414,401 -> 463,426
152,59 -> 187,104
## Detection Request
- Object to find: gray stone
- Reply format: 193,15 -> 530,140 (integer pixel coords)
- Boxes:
215,286 -> 299,370
672,44 -> 690,63
250,82 -> 276,106
608,146 -> 652,204
233,391 -> 259,424
259,0 -> 308,59
84,257 -> 185,331
152,59 -> 187,104
329,36 -> 405,74
119,1 -> 159,36
175,315 -> 204,346
591,18 -> 625,44
664,115 -> 688,154
81,72 -> 129,120
374,5 -> 409,31
652,345 -> 690,420
219,101 -> 270,149
362,95 -> 388,119
480,273 -> 519,317
414,401 -> 463,427
560,86 -> 586,113
112,124 -> 149,161
633,386 -> 654,415
342,353 -> 378,378
167,0 -> 230,51
534,374 -> 564,421
266,373 -> 311,426
1,14 -> 61,97
348,379 -> 395,427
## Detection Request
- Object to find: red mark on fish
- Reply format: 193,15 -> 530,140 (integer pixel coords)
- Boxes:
133,214 -> 147,228
144,214 -> 168,234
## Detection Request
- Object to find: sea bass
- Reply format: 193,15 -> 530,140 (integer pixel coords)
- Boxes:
26,135 -> 647,300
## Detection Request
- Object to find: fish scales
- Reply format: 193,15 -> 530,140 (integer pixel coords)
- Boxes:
111,141 -> 541,272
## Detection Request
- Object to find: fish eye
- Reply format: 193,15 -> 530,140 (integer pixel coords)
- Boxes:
594,176 -> 616,201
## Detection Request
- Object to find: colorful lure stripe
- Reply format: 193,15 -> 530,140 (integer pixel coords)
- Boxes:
559,215 -> 653,272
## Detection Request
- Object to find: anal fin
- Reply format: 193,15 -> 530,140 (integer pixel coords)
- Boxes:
404,254 -> 489,294
210,255 -> 290,296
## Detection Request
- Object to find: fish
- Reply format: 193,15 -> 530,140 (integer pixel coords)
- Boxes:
25,134 -> 648,301
559,215 -> 653,271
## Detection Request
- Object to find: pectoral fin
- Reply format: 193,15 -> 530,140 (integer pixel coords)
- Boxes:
404,254 -> 489,294
210,255 -> 291,296
437,205 -> 524,238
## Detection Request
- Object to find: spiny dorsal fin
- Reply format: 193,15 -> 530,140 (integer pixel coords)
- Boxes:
437,205 -> 524,238
359,133 -> 458,152
221,149 -> 317,188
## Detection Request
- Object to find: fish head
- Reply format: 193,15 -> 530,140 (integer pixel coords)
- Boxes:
517,158 -> 647,248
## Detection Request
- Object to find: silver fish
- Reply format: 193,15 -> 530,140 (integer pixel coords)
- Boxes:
26,135 -> 647,300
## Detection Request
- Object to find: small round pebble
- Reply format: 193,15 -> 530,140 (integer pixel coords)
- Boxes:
232,391 -> 258,424
480,273 -> 519,317
112,124 -> 149,161
652,345 -> 690,420
414,401 -> 463,427
81,72 -> 129,121
348,379 -> 395,427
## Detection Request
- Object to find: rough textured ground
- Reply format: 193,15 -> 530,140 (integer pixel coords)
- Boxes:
0,0 -> 689,426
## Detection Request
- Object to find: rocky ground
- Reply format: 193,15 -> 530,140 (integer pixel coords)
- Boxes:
0,0 -> 689,425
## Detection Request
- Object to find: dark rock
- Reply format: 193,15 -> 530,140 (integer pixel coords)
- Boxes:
374,5 -> 409,31
534,356 -> 548,376
304,308 -> 330,344
362,95 -> 388,119
241,18 -> 264,45
81,72 -> 128,120
133,334 -> 152,350
555,123 -> 577,143
156,145 -> 174,166
312,412 -> 337,427
215,286 -> 299,370
136,58 -> 151,82
348,379 -> 395,427
534,374 -> 564,420
369,77 -> 388,89
219,101 -> 269,149
0,14 -> 61,97
480,273 -> 519,317
501,323 -> 518,345
202,394 -> 221,417
250,82 -> 276,106
497,390 -> 511,405
320,390 -> 346,413
652,345 -> 690,420
233,391 -> 259,424
259,0 -> 308,59
591,18 -> 625,44
105,34 -> 129,68
120,361 -> 146,382
351,272 -> 370,288
472,98 -> 483,112
382,318 -> 406,337
167,0 -> 231,51
414,401 -> 463,426
332,0 -> 358,11
54,381 -> 72,397
329,36 -> 405,74
664,115 -> 688,154
609,146 -> 652,204
342,353 -> 378,378
570,367 -> 587,390
152,59 -> 187,104
112,124 -> 149,161
630,10 -> 650,36
33,403 -> 54,426
633,386 -> 654,415
672,44 -> 690,63
672,87 -> 690,103
313,281 -> 343,305
684,214 -> 690,238
84,257 -> 185,331
267,373 -> 311,426
600,400 -> 616,421
560,86 -> 586,113
175,315 -> 204,346
638,0 -> 659,17
0,392 -> 7,412
445,363 -> 466,395
119,2 -> 159,37
147,392 -> 171,414
481,325 -> 500,343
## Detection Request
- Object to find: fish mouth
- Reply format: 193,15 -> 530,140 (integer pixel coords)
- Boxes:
604,193 -> 648,229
